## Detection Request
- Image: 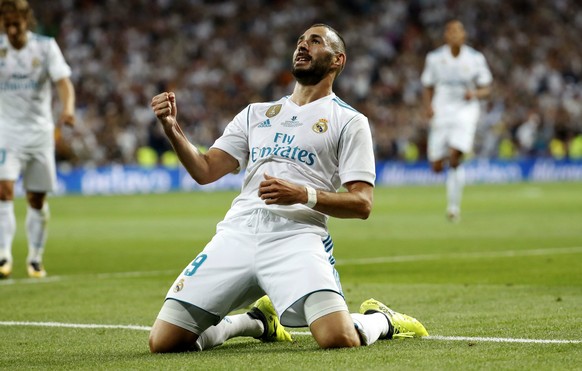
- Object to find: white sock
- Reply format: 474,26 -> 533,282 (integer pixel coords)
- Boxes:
446,165 -> 465,214
195,313 -> 263,351
26,204 -> 50,263
0,201 -> 16,262
351,312 -> 390,346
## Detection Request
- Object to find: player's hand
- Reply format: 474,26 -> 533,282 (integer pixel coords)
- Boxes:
151,92 -> 178,128
59,112 -> 75,127
258,173 -> 306,205
464,90 -> 475,100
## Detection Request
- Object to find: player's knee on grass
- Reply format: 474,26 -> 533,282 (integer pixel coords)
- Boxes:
309,311 -> 361,348
305,291 -> 361,348
150,299 -> 216,353
149,319 -> 199,353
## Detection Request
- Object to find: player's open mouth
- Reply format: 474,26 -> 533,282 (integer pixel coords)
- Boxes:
295,54 -> 311,64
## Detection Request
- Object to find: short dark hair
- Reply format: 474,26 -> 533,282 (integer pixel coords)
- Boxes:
309,23 -> 346,54
308,23 -> 347,76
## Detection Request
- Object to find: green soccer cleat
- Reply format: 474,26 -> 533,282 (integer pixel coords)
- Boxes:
247,295 -> 292,342
360,298 -> 428,339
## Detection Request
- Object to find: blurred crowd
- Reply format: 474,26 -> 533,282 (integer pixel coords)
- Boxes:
29,0 -> 582,167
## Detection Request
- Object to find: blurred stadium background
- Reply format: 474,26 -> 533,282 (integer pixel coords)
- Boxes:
26,0 -> 582,194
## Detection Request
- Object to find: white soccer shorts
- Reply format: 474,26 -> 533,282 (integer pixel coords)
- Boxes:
428,106 -> 480,161
163,208 -> 342,329
0,144 -> 56,192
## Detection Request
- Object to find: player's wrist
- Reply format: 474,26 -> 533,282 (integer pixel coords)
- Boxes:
304,185 -> 317,208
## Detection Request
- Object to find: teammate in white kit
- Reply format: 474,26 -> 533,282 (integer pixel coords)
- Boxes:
421,19 -> 492,222
149,24 -> 428,353
0,0 -> 75,278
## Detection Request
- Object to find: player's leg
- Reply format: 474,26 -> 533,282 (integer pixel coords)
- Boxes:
149,316 -> 200,353
23,148 -> 55,278
150,299 -> 218,353
197,295 -> 291,350
446,112 -> 477,222
150,295 -> 290,353
305,291 -> 361,348
0,180 -> 16,278
359,298 -> 429,339
445,148 -> 465,222
151,218 -> 290,353
305,291 -> 428,348
25,191 -> 49,277
431,158 -> 446,173
428,125 -> 448,173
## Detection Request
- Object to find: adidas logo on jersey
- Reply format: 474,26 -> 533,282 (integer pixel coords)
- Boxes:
258,119 -> 271,128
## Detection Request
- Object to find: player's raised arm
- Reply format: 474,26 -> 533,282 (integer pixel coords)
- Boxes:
151,92 -> 239,184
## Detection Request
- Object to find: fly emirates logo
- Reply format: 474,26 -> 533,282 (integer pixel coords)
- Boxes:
251,132 -> 317,166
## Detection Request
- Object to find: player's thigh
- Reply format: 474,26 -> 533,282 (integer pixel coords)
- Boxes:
0,145 -> 22,182
427,124 -> 449,162
449,125 -> 477,155
152,298 -> 216,350
149,312 -> 201,353
0,145 -> 22,200
164,226 -> 264,321
449,109 -> 479,154
23,147 -> 56,192
258,231 -> 342,327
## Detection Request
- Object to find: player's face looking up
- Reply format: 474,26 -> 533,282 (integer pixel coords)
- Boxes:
444,20 -> 466,48
1,11 -> 27,49
292,26 -> 343,86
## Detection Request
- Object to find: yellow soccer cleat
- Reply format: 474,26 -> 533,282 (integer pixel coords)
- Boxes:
0,259 -> 12,279
27,261 -> 47,278
360,298 -> 428,339
247,295 -> 292,342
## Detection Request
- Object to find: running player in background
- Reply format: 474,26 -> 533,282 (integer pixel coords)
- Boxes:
0,0 -> 75,278
421,19 -> 492,222
149,23 -> 428,353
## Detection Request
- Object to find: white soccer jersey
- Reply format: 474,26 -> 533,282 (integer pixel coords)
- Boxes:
211,93 -> 376,229
0,31 -> 71,147
421,44 -> 492,122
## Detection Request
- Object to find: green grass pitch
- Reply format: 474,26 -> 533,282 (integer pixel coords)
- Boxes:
1,182 -> 581,370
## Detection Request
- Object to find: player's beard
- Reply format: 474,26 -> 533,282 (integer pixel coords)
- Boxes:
292,52 -> 334,86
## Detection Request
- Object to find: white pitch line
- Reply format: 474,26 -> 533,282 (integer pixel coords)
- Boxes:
0,321 -> 151,331
335,246 -> 582,266
0,322 -> 579,344
423,335 -> 582,344
289,332 -> 581,344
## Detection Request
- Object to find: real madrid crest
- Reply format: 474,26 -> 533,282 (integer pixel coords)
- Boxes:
32,57 -> 41,68
173,278 -> 185,293
0,48 -> 7,58
312,119 -> 328,133
265,104 -> 282,118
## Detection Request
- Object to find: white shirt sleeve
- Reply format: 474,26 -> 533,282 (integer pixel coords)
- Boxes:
48,38 -> 71,82
475,52 -> 493,87
420,52 -> 435,87
338,114 -> 376,186
210,105 -> 250,171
